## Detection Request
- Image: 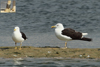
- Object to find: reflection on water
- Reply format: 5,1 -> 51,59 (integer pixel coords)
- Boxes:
0,58 -> 100,67
13,58 -> 23,66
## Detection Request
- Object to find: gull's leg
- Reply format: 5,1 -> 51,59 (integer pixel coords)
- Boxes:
19,42 -> 22,50
65,42 -> 67,48
15,43 -> 17,49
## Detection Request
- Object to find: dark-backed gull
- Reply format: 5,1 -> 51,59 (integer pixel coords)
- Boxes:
51,23 -> 92,48
12,26 -> 27,50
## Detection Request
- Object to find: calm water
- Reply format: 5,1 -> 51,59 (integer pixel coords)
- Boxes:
0,0 -> 100,66
0,58 -> 100,67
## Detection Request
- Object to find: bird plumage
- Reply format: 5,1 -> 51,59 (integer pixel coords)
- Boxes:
21,32 -> 27,40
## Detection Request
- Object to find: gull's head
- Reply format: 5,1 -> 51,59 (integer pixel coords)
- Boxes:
14,26 -> 20,31
51,23 -> 64,29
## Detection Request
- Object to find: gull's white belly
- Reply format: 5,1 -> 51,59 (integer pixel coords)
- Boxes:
12,33 -> 24,43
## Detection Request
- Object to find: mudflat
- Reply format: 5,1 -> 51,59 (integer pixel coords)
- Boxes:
0,46 -> 100,59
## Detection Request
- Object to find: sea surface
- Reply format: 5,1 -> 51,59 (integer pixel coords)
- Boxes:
0,0 -> 100,67
0,58 -> 100,67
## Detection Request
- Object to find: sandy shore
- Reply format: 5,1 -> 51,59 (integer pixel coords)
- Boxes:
0,46 -> 100,59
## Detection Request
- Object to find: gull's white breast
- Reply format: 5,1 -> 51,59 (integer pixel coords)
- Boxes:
12,32 -> 24,43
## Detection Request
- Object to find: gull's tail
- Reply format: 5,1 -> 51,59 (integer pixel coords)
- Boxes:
82,33 -> 88,36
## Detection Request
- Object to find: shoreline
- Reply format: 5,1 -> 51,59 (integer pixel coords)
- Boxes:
0,46 -> 100,59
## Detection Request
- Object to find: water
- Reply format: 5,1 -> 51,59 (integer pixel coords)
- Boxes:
0,0 -> 100,48
0,58 -> 100,67
0,0 -> 100,66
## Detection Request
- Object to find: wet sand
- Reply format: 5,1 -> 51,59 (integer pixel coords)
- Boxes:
0,46 -> 100,59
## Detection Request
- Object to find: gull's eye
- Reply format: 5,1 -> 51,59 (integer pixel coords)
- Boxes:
57,25 -> 59,26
